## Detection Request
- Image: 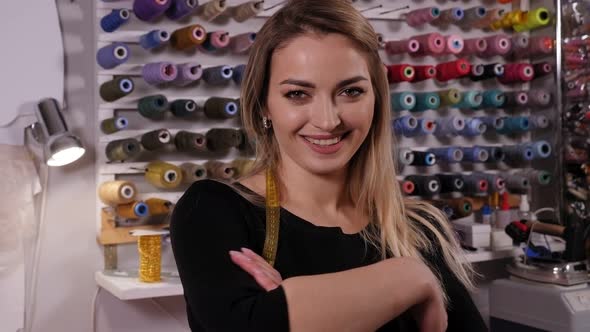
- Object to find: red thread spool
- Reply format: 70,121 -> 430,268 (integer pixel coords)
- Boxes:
435,59 -> 471,82
533,62 -> 553,77
401,180 -> 415,195
460,38 -> 487,56
413,65 -> 437,82
528,36 -> 554,57
412,33 -> 445,56
499,63 -> 535,84
385,39 -> 420,55
387,64 -> 415,83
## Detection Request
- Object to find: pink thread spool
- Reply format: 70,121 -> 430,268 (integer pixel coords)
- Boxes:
142,61 -> 178,85
406,7 -> 441,27
445,35 -> 464,55
528,36 -> 554,57
533,62 -> 553,77
385,39 -> 420,55
527,89 -> 552,107
511,34 -> 530,56
499,63 -> 534,84
480,34 -> 512,57
230,32 -> 256,54
412,33 -> 445,56
460,38 -> 487,56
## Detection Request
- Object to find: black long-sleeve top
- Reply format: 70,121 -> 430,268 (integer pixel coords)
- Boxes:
170,179 -> 488,332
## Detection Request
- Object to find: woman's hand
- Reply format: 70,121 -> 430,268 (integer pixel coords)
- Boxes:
229,247 -> 283,291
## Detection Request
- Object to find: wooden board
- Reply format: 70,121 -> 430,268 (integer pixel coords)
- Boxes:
97,209 -> 169,245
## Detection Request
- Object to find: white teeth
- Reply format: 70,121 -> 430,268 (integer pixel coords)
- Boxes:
304,136 -> 342,146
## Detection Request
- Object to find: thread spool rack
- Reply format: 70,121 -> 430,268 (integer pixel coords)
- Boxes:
94,0 -> 560,299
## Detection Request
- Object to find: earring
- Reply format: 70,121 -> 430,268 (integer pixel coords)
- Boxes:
262,116 -> 272,129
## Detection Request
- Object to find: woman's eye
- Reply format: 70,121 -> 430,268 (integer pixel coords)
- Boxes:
285,90 -> 307,99
341,87 -> 365,97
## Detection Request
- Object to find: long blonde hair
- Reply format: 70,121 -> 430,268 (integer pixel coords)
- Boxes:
238,0 -> 476,293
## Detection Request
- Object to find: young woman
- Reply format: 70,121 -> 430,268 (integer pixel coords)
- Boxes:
170,1 -> 488,331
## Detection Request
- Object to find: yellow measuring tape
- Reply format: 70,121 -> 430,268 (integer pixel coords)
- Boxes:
263,168 -> 280,267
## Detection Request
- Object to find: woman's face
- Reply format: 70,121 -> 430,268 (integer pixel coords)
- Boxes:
266,32 -> 375,176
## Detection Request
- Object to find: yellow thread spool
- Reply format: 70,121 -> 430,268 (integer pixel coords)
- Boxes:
200,0 -> 227,21
232,159 -> 255,178
205,160 -> 236,180
116,200 -> 149,219
233,1 -> 263,23
98,180 -> 137,206
145,161 -> 183,189
138,235 -> 162,282
145,198 -> 172,216
439,89 -> 462,107
514,7 -> 551,32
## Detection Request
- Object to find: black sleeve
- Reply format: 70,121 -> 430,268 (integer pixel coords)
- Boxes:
170,180 -> 289,332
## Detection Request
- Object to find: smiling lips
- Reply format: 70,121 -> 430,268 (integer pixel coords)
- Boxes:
301,132 -> 349,154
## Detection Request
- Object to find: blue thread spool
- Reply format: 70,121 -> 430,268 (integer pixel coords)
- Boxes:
391,92 -> 416,111
232,64 -> 246,85
406,118 -> 436,137
482,146 -> 505,162
137,95 -> 169,120
528,115 -> 550,130
459,118 -> 487,136
393,115 -> 418,137
481,89 -> 506,108
428,147 -> 464,163
101,9 -> 130,33
475,116 -> 504,131
497,116 -> 530,134
462,146 -> 489,163
166,0 -> 199,20
133,202 -> 150,217
140,30 -> 171,49
96,42 -> 129,69
503,144 -> 534,162
456,91 -> 483,109
409,152 -> 437,167
203,65 -> 233,85
434,116 -> 465,136
527,141 -> 552,159
413,92 -> 441,112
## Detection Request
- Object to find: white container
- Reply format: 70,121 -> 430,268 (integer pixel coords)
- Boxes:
452,219 -> 491,248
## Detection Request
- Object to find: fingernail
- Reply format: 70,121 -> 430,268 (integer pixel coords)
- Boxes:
229,250 -> 239,256
241,247 -> 253,254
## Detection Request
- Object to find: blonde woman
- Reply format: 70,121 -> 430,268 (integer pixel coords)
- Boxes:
170,0 -> 487,331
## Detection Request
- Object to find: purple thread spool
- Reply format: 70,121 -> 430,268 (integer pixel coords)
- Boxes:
527,89 -> 552,107
100,9 -> 130,33
406,7 -> 440,27
142,62 -> 178,85
133,0 -> 172,22
173,63 -> 202,86
166,0 -> 199,20
202,65 -> 233,85
139,30 -> 170,49
385,39 -> 420,55
232,64 -> 246,85
230,32 -> 256,54
96,42 -> 129,69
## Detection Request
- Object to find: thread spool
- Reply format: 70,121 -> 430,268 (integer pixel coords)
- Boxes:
138,95 -> 169,120
461,7 -> 487,27
133,0 -> 171,21
205,160 -> 236,180
100,76 -> 134,102
412,65 -> 436,82
484,63 -> 505,79
413,92 -> 441,112
98,180 -> 137,205
170,99 -> 198,117
406,7 -> 441,27
398,148 -> 415,166
101,116 -> 129,134
142,62 -> 178,85
456,91 -> 483,109
480,35 -> 512,57
105,138 -> 141,162
406,118 -> 437,137
230,32 -> 256,53
376,34 -> 385,49
387,64 -> 415,83
502,174 -> 530,193
479,173 -> 506,193
409,151 -> 436,166
173,63 -> 202,86
469,64 -> 485,81
436,174 -> 465,193
428,147 -> 463,163
101,9 -> 130,32
202,65 -> 233,85
96,43 -> 129,69
203,97 -> 239,119
170,24 -> 207,50
444,35 -> 464,54
446,198 -> 473,218
435,59 -> 471,82
434,116 -> 465,136
462,173 -> 489,196
393,115 -> 418,137
199,0 -> 228,21
527,89 -> 552,107
174,131 -> 207,153
201,31 -> 230,52
483,146 -> 506,162
490,9 -> 527,31
232,64 -> 246,85
206,128 -> 243,152
533,62 -> 553,77
385,39 -> 420,55
527,36 -> 554,57
116,201 -> 150,219
460,38 -> 487,56
527,141 -> 552,159
180,162 -> 207,182
434,8 -> 464,25
391,92 -> 416,111
145,198 -> 173,216
497,116 -> 530,134
462,146 -> 489,163
140,30 -> 170,49
529,114 -> 550,130
400,180 -> 415,195
412,33 -> 445,56
137,233 -> 162,283
504,91 -> 529,107
517,170 -> 551,186
473,8 -> 505,29
502,144 -> 534,162
438,89 -> 462,107
232,159 -> 255,178
475,116 -> 504,131
166,0 -> 199,20
141,129 -> 172,151
459,118 -> 487,137
145,161 -> 183,189
481,89 -> 506,108
404,175 -> 441,196
498,63 -> 534,84
233,1 -> 263,22
513,7 -> 551,32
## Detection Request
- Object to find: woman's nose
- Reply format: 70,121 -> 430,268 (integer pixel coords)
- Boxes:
310,97 -> 341,131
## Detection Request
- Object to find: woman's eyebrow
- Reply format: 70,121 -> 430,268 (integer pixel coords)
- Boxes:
279,76 -> 368,89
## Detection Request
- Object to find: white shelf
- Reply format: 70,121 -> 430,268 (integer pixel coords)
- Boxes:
465,247 -> 523,263
95,271 -> 183,300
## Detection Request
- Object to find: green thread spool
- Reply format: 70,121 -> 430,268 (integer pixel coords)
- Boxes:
180,162 -> 207,183
105,138 -> 141,162
101,116 -> 129,134
438,89 -> 462,107
145,161 -> 183,189
205,160 -> 236,180
203,97 -> 239,119
174,131 -> 207,152
100,76 -> 135,102
138,95 -> 169,120
170,99 -> 198,117
140,129 -> 172,151
205,128 -> 243,152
